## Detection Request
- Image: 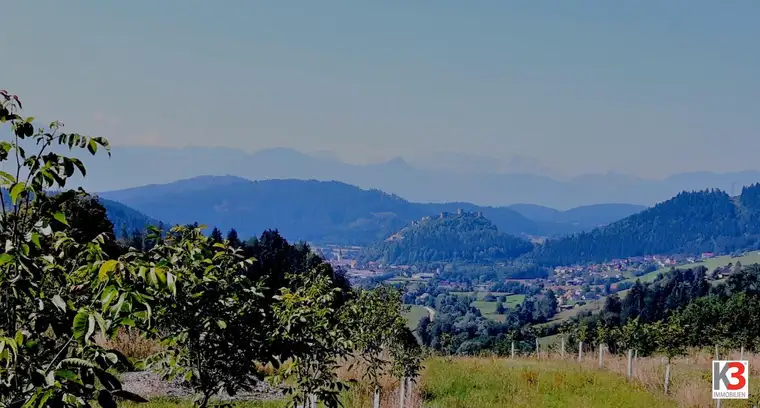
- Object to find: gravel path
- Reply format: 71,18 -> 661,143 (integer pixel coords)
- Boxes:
120,371 -> 285,402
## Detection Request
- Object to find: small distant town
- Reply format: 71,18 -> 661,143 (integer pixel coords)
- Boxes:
314,244 -> 755,311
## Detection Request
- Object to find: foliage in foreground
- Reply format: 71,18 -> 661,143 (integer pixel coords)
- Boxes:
0,90 -> 421,408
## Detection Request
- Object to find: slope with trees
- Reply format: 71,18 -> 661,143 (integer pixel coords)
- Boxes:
357,211 -> 534,266
530,189 -> 760,266
561,263 -> 760,358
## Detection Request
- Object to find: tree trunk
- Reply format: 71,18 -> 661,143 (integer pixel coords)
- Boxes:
578,341 -> 583,362
664,362 -> 671,395
310,394 -> 318,408
627,349 -> 633,378
741,344 -> 745,360
398,377 -> 406,408
373,386 -> 380,408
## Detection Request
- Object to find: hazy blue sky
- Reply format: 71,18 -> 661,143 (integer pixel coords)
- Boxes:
3,1 -> 759,178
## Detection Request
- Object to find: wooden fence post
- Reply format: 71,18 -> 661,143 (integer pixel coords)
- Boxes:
627,349 -> 633,378
598,345 -> 604,368
406,378 -> 413,405
511,341 -> 515,359
561,336 -> 566,358
578,341 -> 583,362
399,377 -> 406,408
664,361 -> 671,395
536,338 -> 540,359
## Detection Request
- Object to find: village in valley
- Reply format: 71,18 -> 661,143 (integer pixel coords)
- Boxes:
314,243 -> 760,317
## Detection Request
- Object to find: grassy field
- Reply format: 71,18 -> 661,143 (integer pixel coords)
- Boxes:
623,251 -> 760,284
121,351 -> 760,407
404,304 -> 433,330
418,357 -> 675,407
468,294 -> 525,322
122,399 -> 280,407
449,292 -> 525,319
450,291 -> 511,299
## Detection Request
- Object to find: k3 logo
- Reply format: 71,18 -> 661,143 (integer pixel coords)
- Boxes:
713,360 -> 749,400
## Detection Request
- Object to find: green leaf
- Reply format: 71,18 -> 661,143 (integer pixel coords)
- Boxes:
52,295 -> 67,312
0,170 -> 15,185
87,139 -> 98,155
93,311 -> 108,336
29,232 -> 40,249
14,330 -> 23,346
72,309 -> 89,342
99,260 -> 119,282
9,182 -> 25,204
0,253 -> 14,266
86,314 -> 96,343
217,320 -> 227,329
167,271 -> 176,296
94,369 -> 122,391
55,369 -> 80,382
101,286 -> 117,310
60,358 -> 97,368
52,211 -> 69,226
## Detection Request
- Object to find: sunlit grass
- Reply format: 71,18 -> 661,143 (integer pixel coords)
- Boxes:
417,356 -> 676,408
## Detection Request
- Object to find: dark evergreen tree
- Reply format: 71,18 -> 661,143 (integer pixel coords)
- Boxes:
210,227 -> 224,243
129,228 -> 144,252
227,228 -> 241,247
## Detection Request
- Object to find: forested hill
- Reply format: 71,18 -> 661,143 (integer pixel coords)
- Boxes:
98,197 -> 161,236
357,211 -> 534,265
530,185 -> 760,266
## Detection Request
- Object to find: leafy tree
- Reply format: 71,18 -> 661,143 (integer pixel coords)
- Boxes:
272,271 -> 353,408
347,285 -> 411,403
140,225 -> 267,408
0,90 -> 158,407
495,302 -> 506,314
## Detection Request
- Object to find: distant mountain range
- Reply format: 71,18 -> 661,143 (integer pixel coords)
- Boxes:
65,146 -> 760,209
97,176 -> 645,245
94,178 -> 760,269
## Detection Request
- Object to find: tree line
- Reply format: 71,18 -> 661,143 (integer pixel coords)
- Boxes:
0,92 -> 420,408
412,289 -> 558,356
559,264 -> 760,358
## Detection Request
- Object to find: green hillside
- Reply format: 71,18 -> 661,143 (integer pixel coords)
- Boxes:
531,186 -> 760,266
358,211 -> 534,265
